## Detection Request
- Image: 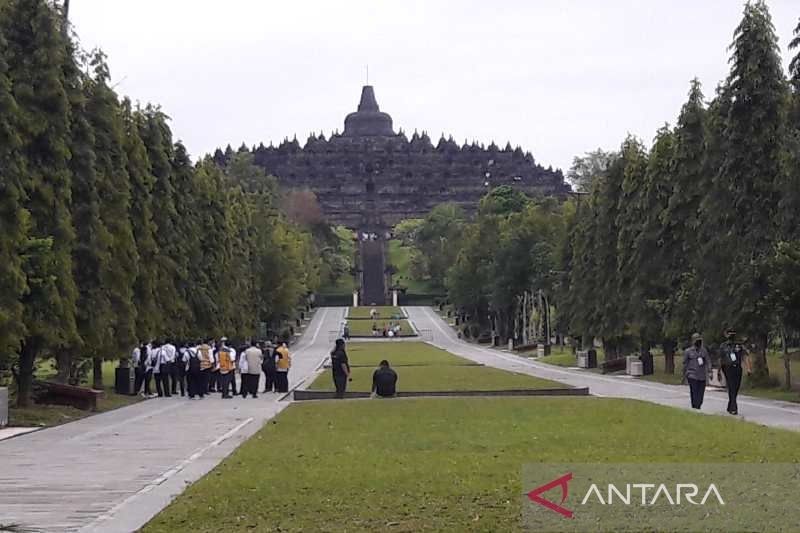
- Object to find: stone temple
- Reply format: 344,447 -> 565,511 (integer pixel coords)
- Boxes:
241,85 -> 570,304
250,85 -> 570,229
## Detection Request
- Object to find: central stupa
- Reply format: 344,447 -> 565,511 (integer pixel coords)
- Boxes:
342,85 -> 395,137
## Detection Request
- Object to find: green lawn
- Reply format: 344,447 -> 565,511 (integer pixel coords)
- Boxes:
310,364 -> 561,392
347,306 -> 405,319
8,359 -> 141,427
343,342 -> 467,367
313,341 -> 561,392
387,240 -> 441,294
143,397 -> 800,533
346,319 -> 415,337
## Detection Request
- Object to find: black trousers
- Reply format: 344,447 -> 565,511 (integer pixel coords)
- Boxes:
333,374 -> 348,398
155,370 -> 172,397
241,374 -> 259,397
275,371 -> 289,393
187,369 -> 204,398
134,367 -> 151,395
209,370 -> 219,392
722,365 -> 743,413
688,378 -> 706,409
174,365 -> 186,396
219,372 -> 234,398
262,368 -> 276,392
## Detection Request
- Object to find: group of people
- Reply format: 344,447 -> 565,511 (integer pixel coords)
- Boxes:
683,329 -> 749,415
371,321 -> 403,338
329,338 -> 398,399
131,338 -> 292,400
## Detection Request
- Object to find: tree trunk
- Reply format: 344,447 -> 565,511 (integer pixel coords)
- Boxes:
17,339 -> 39,408
93,356 -> 103,390
782,329 -> 792,391
750,331 -> 770,386
662,339 -> 677,375
55,349 -> 71,383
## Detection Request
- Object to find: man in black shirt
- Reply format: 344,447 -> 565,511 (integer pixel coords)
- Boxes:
720,329 -> 748,415
330,338 -> 350,398
372,360 -> 397,398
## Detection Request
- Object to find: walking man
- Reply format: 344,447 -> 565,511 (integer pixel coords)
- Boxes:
683,333 -> 710,409
160,339 -> 178,395
151,342 -> 171,398
330,338 -> 351,399
720,329 -> 748,415
185,342 -> 204,399
241,341 -> 263,398
132,343 -> 152,397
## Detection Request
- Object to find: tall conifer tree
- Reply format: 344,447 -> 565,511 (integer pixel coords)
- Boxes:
3,0 -> 79,405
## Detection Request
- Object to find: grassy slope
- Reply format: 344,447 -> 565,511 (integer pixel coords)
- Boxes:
143,397 -> 800,533
8,360 -> 141,427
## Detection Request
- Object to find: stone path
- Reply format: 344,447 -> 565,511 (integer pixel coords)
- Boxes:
405,306 -> 800,432
0,307 -> 346,533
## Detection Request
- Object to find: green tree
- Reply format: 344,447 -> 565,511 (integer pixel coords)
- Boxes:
86,51 -> 138,382
567,148 -> 615,193
4,0 -> 79,406
0,18 -> 27,362
122,99 -> 159,343
701,0 -> 789,382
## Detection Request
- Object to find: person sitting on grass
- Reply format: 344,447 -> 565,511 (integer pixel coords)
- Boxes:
372,360 -> 397,398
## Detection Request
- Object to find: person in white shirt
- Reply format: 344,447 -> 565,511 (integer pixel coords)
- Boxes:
150,342 -> 171,398
175,342 -> 190,397
241,341 -> 264,399
159,340 -> 178,395
132,343 -> 153,396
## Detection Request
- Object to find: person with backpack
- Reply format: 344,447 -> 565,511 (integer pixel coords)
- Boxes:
175,341 -> 190,397
132,342 -> 152,397
185,342 -> 204,399
150,341 -> 171,398
261,341 -> 277,393
275,342 -> 291,393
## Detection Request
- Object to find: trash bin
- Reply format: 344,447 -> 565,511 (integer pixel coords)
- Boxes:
577,350 -> 589,368
587,349 -> 598,369
630,361 -> 644,377
115,367 -> 134,395
639,352 -> 654,375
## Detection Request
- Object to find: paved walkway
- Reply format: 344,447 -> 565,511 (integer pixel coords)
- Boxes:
0,307 -> 346,533
405,306 -> 800,432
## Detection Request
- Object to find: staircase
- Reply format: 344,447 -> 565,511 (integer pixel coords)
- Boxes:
360,238 -> 386,305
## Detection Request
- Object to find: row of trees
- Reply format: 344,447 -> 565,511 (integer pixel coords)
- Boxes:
0,0 -> 325,406
562,1 -> 800,384
401,2 -> 800,388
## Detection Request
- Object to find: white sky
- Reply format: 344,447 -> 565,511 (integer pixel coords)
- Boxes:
70,0 -> 799,173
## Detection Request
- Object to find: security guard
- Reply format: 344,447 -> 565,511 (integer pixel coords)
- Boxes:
719,329 -> 748,415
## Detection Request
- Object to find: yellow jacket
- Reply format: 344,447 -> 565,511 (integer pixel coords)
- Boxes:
276,345 -> 291,371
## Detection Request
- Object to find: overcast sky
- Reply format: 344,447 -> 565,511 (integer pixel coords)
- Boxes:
70,1 -> 798,173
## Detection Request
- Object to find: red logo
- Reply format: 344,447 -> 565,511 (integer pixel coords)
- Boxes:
527,472 -> 574,519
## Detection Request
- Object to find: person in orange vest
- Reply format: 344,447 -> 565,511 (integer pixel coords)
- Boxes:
216,338 -> 237,399
275,342 -> 291,393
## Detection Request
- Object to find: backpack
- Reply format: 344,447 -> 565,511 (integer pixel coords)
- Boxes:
188,350 -> 201,372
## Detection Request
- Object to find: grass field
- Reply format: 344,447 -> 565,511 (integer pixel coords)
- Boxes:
312,341 -> 561,392
143,396 -> 800,533
8,360 -> 141,427
347,306 -> 405,319
346,318 -> 415,337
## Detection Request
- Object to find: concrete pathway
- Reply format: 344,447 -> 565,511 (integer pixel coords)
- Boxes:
405,306 -> 800,432
0,307 -> 346,533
